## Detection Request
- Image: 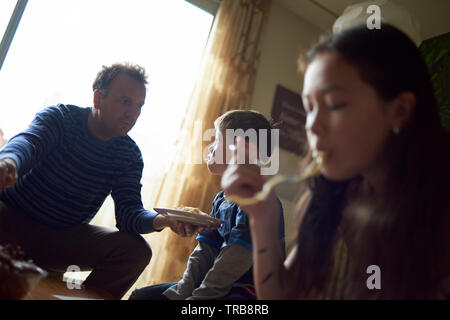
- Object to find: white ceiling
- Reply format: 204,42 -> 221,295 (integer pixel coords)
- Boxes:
275,0 -> 450,40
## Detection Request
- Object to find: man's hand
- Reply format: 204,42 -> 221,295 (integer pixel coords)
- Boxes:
166,218 -> 204,237
153,214 -> 217,237
0,158 -> 18,190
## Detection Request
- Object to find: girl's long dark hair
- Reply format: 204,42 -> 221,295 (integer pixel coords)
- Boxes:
287,24 -> 450,299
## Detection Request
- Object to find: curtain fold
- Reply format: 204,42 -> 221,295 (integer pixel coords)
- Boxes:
130,0 -> 272,293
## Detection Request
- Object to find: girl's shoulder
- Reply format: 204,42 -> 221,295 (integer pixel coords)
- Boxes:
437,204 -> 450,299
445,206 -> 450,279
437,230 -> 450,299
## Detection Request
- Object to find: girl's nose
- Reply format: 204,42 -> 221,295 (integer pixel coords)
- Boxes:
306,105 -> 326,137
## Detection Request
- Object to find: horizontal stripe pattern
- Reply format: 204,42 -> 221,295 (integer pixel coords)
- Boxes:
0,104 -> 157,233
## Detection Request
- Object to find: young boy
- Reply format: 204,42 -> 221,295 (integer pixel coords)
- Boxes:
129,110 -> 285,300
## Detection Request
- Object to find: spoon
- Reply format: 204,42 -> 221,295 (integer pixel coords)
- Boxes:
225,152 -> 324,206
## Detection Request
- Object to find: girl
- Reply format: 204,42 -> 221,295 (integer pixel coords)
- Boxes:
221,24 -> 450,299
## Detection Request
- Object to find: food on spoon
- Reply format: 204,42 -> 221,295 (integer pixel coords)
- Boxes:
301,150 -> 325,179
226,152 -> 326,206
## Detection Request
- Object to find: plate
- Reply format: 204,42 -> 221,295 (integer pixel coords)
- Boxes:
153,207 -> 224,227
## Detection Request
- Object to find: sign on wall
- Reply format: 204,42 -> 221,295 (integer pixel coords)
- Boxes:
270,84 -> 307,156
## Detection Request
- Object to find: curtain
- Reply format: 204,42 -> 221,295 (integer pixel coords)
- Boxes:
133,0 -> 272,292
87,0 -> 271,298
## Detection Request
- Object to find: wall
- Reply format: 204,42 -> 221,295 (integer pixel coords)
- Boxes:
250,1 -> 324,252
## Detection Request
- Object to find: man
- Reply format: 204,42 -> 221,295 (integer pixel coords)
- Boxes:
0,63 -> 201,299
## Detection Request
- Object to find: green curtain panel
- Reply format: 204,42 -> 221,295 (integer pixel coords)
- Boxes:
419,32 -> 450,129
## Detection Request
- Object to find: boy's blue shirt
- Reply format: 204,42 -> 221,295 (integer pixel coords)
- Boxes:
196,191 -> 285,285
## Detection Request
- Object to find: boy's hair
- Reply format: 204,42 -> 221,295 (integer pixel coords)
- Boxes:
92,62 -> 148,96
214,109 -> 273,156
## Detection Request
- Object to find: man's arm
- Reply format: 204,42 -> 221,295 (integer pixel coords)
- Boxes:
0,106 -> 64,178
163,241 -> 218,300
111,155 -> 205,235
110,154 -> 159,233
187,243 -> 253,300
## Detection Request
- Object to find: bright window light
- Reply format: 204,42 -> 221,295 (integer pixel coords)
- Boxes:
0,0 -> 17,38
0,0 -> 213,181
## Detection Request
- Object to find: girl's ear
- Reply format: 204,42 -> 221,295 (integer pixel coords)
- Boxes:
388,91 -> 416,130
93,90 -> 102,110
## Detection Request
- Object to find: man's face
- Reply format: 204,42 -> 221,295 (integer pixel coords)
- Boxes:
95,73 -> 146,139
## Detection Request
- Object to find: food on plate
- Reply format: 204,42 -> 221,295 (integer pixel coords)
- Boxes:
177,206 -> 205,215
154,206 -> 223,227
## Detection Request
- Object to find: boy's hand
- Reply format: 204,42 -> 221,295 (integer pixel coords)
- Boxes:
0,158 -> 18,190
221,137 -> 280,219
222,136 -> 265,199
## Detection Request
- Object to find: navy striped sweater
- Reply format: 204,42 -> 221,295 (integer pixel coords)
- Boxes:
0,104 -> 158,233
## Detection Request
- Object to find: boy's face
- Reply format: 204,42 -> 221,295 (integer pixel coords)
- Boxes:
206,129 -> 232,175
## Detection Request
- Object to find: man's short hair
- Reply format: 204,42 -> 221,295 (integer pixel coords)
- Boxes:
214,109 -> 274,156
92,62 -> 148,96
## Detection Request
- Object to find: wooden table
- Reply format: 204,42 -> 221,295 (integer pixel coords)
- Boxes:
24,277 -> 117,300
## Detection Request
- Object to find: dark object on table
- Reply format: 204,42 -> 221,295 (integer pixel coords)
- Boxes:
0,244 -> 47,299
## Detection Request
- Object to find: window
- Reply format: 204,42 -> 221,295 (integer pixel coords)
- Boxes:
0,0 -> 213,188
0,0 -> 17,39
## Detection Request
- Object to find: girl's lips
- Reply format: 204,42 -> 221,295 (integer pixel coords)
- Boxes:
312,149 -> 326,159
